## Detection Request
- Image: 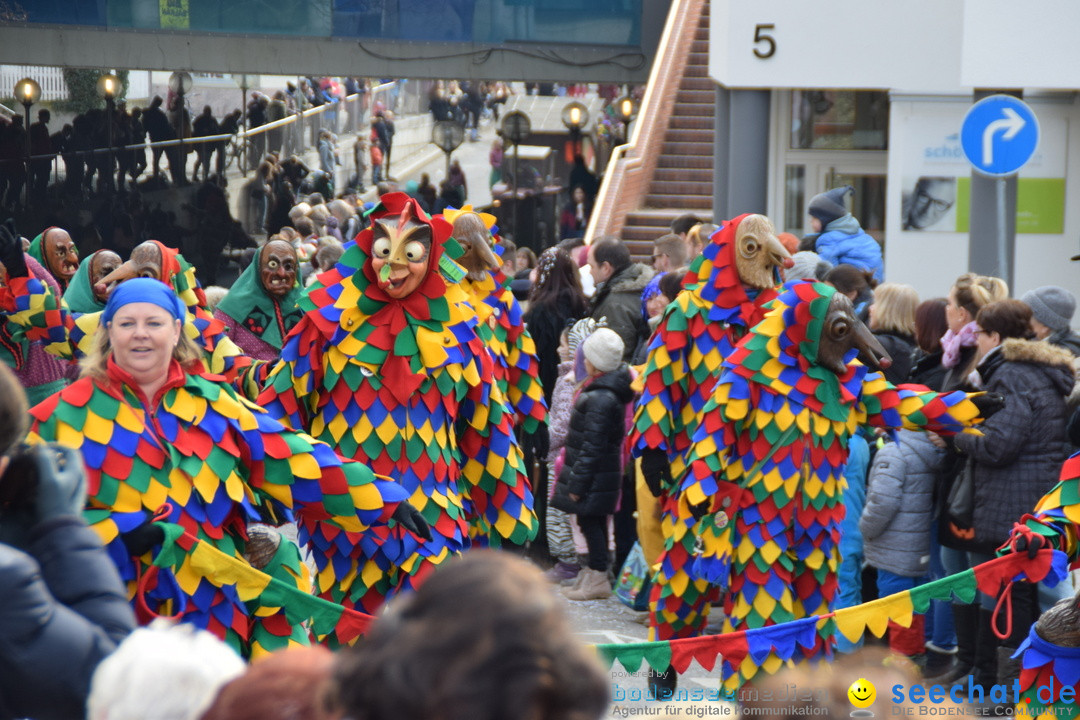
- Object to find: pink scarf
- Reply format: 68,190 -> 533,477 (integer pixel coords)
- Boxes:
941,321 -> 978,368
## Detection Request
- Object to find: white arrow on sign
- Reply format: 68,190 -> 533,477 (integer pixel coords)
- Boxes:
981,107 -> 1025,167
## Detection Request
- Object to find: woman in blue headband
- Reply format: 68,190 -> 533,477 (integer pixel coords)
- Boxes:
29,278 -> 428,656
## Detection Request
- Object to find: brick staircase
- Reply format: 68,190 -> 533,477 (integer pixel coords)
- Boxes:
622,4 -> 713,261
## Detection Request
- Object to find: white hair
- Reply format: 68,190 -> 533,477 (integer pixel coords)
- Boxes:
87,620 -> 246,720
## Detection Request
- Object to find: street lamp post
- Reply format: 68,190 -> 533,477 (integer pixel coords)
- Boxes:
97,73 -> 120,192
169,71 -> 193,184
235,74 -> 251,177
561,101 -> 589,160
500,111 -> 532,244
615,95 -> 636,144
431,120 -> 464,180
14,77 -> 41,210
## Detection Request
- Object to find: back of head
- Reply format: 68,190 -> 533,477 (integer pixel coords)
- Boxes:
670,213 -> 703,237
0,363 -> 29,459
977,299 -> 1035,341
1021,285 -> 1076,334
951,272 -> 1007,318
915,298 -> 949,353
293,215 -> 316,238
870,282 -> 919,336
591,237 -> 631,275
325,551 -> 609,720
88,621 -> 245,720
200,647 -> 333,720
825,263 -> 876,297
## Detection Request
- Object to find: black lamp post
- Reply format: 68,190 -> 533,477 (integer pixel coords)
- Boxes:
432,120 -> 464,180
615,95 -> 636,144
561,101 -> 589,158
14,77 -> 41,210
500,110 -> 532,243
169,71 -> 193,184
97,72 -> 120,192
235,73 -> 251,176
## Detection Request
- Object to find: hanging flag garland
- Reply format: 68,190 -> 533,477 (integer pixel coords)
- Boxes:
593,550 -> 1067,684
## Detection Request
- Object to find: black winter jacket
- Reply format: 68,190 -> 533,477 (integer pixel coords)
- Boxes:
0,515 -> 135,720
873,331 -> 917,386
953,339 -> 1075,554
590,263 -> 654,363
550,365 -> 634,517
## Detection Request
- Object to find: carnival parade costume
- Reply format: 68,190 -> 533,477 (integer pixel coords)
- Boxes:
28,279 -> 416,658
630,214 -> 790,643
259,193 -> 536,614
683,281 -> 989,690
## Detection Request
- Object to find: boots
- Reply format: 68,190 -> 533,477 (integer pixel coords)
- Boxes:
932,604 -> 978,685
971,608 -> 999,692
544,561 -> 581,584
565,568 -> 612,600
996,646 -> 1023,686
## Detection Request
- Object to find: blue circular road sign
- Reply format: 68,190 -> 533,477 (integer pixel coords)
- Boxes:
961,95 -> 1039,176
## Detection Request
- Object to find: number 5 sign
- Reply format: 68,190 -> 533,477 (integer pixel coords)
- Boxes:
710,0 -> 963,92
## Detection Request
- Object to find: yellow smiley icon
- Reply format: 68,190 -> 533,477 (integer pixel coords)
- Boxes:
848,678 -> 876,709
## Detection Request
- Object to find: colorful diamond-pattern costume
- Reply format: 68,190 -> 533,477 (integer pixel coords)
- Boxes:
28,358 -> 411,658
258,193 -> 536,614
1012,453 -> 1080,717
458,268 -> 546,434
683,281 -> 986,690
631,215 -> 781,643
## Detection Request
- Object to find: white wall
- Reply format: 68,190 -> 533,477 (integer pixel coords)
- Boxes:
884,96 -> 1080,307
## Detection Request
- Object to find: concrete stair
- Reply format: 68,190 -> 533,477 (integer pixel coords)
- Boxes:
622,4 -> 714,262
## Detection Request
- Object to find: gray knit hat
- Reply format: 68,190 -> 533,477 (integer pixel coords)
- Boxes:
583,327 -> 624,373
808,186 -> 853,225
786,251 -> 832,282
1021,286 -> 1076,333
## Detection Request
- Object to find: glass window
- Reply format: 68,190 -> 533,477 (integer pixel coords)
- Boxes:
784,165 -> 805,235
790,90 -> 889,151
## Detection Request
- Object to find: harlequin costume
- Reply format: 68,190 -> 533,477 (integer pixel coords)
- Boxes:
1,254 -> 72,405
28,279 -> 415,658
683,281 -> 988,690
443,207 -> 547,542
630,214 -> 789,644
258,193 -> 536,614
213,244 -> 303,362
1007,455 -> 1080,715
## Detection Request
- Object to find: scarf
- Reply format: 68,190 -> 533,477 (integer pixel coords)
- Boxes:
941,321 -> 978,368
215,255 -> 303,350
63,250 -> 107,314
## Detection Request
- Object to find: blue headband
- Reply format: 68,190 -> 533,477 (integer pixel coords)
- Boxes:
102,278 -> 187,325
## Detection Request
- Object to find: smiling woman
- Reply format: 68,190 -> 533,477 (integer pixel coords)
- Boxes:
30,277 -> 428,657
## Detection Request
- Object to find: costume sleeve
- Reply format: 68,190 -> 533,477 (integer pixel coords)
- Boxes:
458,348 -> 537,546
631,302 -> 692,459
504,306 -> 547,434
1022,452 -> 1080,560
256,316 -> 326,431
857,373 -> 983,435
0,274 -> 74,360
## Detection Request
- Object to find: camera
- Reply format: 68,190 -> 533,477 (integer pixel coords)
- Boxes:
0,443 -> 40,511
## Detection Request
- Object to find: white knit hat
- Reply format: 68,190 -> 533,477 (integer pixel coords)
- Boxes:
582,327 -> 624,373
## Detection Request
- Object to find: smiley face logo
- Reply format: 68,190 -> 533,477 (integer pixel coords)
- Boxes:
848,678 -> 876,709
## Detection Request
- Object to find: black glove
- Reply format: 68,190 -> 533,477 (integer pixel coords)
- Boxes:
0,444 -> 87,549
0,218 -> 28,279
392,503 -> 432,542
688,499 -> 711,521
640,448 -> 672,498
972,392 -> 1005,420
120,518 -> 166,557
